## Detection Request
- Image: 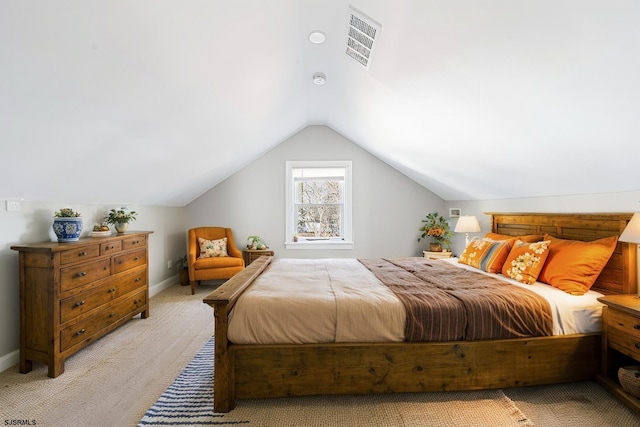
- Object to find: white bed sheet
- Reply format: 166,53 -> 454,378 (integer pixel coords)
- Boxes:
227,257 -> 604,345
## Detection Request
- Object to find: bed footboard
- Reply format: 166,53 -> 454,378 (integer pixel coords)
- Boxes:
231,334 -> 600,400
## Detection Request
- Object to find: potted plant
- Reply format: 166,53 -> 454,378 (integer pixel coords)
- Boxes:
418,212 -> 453,252
246,235 -> 267,250
104,208 -> 137,233
176,254 -> 189,286
53,208 -> 83,242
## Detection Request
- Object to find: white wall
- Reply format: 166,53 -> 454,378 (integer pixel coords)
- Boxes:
0,202 -> 188,370
187,125 -> 445,259
444,191 -> 640,256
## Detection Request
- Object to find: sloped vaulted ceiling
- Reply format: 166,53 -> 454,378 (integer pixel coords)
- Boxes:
1,0 -> 639,207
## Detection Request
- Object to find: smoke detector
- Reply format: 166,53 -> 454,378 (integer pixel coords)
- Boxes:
345,6 -> 381,70
312,72 -> 326,85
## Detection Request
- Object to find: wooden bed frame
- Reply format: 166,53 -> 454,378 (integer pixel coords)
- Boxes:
204,212 -> 637,412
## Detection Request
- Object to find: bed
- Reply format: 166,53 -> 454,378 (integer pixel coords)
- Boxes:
204,212 -> 638,412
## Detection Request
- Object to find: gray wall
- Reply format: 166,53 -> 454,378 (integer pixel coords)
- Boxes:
187,125 -> 445,259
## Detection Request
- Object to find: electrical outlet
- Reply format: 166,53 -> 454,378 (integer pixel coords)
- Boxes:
6,201 -> 20,212
167,260 -> 173,269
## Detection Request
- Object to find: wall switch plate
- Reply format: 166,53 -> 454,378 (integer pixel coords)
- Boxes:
167,260 -> 173,269
6,201 -> 20,212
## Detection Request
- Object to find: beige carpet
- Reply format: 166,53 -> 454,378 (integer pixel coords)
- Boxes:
2,283 -> 640,427
0,282 -> 214,427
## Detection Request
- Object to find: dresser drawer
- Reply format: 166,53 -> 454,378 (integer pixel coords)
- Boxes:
608,327 -> 640,360
100,240 -> 122,255
59,290 -> 147,352
123,235 -> 146,250
59,267 -> 148,324
60,245 -> 100,266
607,309 -> 640,340
60,258 -> 111,292
113,248 -> 146,274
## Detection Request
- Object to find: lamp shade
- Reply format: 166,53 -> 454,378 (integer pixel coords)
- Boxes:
454,215 -> 481,233
619,213 -> 640,244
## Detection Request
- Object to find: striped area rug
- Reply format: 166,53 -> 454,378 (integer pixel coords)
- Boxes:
138,337 -> 249,426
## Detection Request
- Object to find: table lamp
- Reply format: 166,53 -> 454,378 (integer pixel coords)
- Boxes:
454,215 -> 481,247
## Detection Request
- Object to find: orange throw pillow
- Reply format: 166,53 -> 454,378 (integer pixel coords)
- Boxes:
459,238 -> 513,274
538,234 -> 618,295
502,240 -> 551,284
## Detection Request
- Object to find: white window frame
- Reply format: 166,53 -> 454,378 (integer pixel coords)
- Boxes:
285,160 -> 353,250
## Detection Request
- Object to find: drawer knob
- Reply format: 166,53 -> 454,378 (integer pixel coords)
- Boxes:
79,251 -> 88,256
636,343 -> 640,350
76,272 -> 87,278
108,288 -> 116,293
74,329 -> 86,337
134,256 -> 140,261
74,300 -> 86,307
135,277 -> 141,282
109,313 -> 116,318
634,324 -> 640,330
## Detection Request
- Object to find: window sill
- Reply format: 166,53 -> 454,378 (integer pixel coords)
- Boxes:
285,241 -> 354,250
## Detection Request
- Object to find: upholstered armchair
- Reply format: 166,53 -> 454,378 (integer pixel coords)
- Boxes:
188,227 -> 245,295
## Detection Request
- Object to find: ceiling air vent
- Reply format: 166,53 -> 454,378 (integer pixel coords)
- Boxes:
345,6 -> 381,70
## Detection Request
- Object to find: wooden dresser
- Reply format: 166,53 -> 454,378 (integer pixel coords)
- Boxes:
11,231 -> 152,377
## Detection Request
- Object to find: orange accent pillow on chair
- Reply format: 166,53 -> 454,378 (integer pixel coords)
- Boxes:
537,234 -> 618,295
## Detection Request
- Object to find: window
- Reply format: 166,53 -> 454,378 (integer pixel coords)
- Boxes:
285,160 -> 353,249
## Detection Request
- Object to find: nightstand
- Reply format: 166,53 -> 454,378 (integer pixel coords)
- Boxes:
597,294 -> 640,415
243,249 -> 274,266
423,250 -> 453,260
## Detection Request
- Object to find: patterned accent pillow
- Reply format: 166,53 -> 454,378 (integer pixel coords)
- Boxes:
458,238 -> 513,274
502,240 -> 551,284
198,237 -> 228,258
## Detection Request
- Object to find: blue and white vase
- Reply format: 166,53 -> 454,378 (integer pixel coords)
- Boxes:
53,217 -> 83,242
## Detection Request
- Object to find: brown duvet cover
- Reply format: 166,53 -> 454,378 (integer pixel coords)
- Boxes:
359,258 -> 553,341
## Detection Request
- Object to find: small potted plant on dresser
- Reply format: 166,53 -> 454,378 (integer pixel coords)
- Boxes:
52,208 -> 83,242
104,207 -> 137,233
418,212 -> 453,252
176,254 -> 189,286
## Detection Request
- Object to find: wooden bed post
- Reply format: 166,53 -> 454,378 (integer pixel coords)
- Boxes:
213,301 -> 234,412
203,256 -> 273,413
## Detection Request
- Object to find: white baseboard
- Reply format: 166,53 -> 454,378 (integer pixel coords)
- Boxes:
0,349 -> 19,373
150,275 -> 178,298
0,276 -> 179,373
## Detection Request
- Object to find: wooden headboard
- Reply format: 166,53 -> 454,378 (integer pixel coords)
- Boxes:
487,212 -> 637,295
